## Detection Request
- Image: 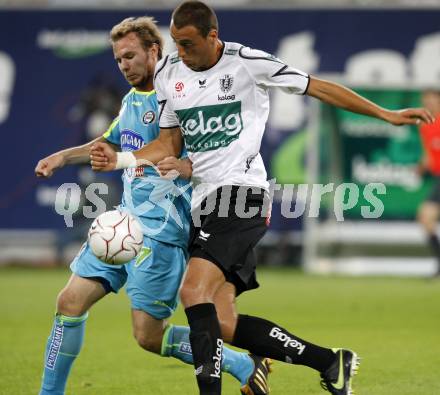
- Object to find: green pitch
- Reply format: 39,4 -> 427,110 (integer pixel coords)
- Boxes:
1,267 -> 439,394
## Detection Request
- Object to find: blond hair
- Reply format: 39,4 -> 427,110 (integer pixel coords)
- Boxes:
110,16 -> 163,59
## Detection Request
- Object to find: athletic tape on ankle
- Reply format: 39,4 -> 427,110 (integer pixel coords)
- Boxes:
115,152 -> 137,169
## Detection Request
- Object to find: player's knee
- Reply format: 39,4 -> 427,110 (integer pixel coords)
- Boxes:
217,315 -> 236,343
180,283 -> 203,307
133,330 -> 161,354
56,288 -> 86,316
180,280 -> 215,307
179,285 -> 192,307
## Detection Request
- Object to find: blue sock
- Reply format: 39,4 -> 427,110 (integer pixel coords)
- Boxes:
161,325 -> 254,385
39,313 -> 88,395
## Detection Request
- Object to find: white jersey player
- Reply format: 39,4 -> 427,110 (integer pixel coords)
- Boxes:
90,2 -> 433,395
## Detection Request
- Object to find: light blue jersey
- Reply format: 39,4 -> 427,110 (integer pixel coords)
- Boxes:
71,88 -> 190,318
103,88 -> 191,250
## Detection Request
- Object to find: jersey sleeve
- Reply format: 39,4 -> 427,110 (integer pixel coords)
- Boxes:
102,94 -> 129,144
102,115 -> 121,144
238,46 -> 310,95
154,57 -> 180,129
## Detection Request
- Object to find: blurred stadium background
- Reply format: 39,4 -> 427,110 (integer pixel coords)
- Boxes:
1,1 -> 440,394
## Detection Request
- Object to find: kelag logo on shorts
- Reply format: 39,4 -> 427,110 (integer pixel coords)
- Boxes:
175,101 -> 243,152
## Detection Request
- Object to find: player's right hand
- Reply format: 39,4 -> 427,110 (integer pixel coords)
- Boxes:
35,154 -> 65,178
90,142 -> 117,171
384,107 -> 435,126
157,157 -> 193,180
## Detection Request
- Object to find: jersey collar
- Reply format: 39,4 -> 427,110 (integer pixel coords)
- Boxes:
131,88 -> 156,96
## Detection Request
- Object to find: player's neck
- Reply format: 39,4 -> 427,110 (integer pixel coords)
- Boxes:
214,39 -> 223,62
200,40 -> 224,71
134,78 -> 154,92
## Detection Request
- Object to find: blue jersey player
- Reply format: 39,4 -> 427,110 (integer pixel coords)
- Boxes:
35,16 -> 271,395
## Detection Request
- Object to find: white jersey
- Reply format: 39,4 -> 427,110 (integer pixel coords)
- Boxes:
154,41 -> 309,211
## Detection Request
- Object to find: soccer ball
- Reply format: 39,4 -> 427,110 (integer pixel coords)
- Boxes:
88,210 -> 143,265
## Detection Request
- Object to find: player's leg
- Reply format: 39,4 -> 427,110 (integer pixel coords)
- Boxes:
130,244 -> 256,384
215,250 -> 359,394
131,306 -> 267,394
225,253 -> 358,395
39,275 -> 106,395
211,269 -> 353,394
125,236 -> 188,357
147,269 -> 267,392
417,199 -> 440,276
180,257 -> 226,395
221,249 -> 337,371
128,236 -> 229,394
230,314 -> 353,376
214,286 -> 359,395
180,255 -> 358,395
214,282 -> 272,395
40,243 -> 127,395
132,308 -> 202,364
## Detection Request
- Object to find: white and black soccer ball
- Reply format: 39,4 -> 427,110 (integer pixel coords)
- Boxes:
88,210 -> 143,265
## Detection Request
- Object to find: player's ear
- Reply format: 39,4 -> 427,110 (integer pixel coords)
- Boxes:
149,43 -> 160,60
207,29 -> 217,42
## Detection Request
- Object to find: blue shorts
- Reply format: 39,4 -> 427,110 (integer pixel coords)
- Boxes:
70,236 -> 187,319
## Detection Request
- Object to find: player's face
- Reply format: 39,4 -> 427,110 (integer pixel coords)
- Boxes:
170,23 -> 219,71
113,32 -> 158,91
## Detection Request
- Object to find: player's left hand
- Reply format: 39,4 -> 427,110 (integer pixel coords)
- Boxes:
385,108 -> 435,126
90,142 -> 116,171
157,157 -> 193,179
35,153 -> 65,178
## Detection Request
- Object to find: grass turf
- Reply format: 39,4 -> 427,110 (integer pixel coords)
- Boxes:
1,266 -> 439,394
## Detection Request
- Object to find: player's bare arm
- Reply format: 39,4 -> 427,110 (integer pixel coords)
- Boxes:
157,157 -> 193,179
90,127 -> 182,172
306,76 -> 435,126
35,136 -> 118,178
